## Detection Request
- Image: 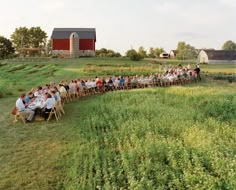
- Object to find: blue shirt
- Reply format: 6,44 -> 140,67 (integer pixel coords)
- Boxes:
25,96 -> 31,104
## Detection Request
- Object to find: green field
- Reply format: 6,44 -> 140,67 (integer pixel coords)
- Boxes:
0,58 -> 236,189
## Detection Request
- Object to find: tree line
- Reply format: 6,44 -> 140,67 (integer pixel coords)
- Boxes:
0,26 -> 236,60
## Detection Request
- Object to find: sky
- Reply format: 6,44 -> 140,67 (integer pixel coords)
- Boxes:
0,0 -> 235,54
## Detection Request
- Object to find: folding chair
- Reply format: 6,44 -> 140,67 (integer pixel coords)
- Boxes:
47,104 -> 59,122
66,92 -> 72,103
13,107 -> 26,124
57,101 -> 65,116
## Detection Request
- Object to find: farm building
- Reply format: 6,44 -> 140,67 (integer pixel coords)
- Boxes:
169,50 -> 178,59
159,53 -> 169,59
51,28 -> 96,57
198,50 -> 236,64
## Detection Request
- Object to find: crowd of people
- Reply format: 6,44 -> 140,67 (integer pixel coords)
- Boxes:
14,64 -> 201,123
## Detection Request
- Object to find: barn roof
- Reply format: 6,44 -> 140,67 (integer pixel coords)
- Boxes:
170,50 -> 178,54
51,28 -> 96,41
203,50 -> 236,60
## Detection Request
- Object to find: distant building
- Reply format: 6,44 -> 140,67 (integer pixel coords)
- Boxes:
169,50 -> 178,59
159,53 -> 169,59
51,28 -> 96,57
198,50 -> 236,64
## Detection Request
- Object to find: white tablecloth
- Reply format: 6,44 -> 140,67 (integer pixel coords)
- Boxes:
27,96 -> 45,110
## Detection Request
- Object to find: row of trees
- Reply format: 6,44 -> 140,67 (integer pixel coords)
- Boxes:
0,26 -> 236,59
0,26 -> 48,59
125,40 -> 236,61
125,43 -> 196,61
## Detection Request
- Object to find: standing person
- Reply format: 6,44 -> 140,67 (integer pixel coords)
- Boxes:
194,65 -> 201,81
16,93 -> 35,122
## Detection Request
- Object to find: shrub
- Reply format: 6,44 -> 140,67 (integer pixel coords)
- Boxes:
126,49 -> 143,61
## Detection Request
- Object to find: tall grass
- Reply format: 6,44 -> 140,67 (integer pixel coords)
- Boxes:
0,58 -> 235,189
1,81 -> 235,189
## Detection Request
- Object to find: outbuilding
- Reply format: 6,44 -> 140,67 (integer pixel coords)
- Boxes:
198,50 -> 236,64
51,28 -> 96,57
169,50 -> 178,59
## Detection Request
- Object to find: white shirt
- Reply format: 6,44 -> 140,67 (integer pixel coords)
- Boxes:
44,98 -> 56,109
69,83 -> 76,92
16,98 -> 25,112
34,91 -> 39,97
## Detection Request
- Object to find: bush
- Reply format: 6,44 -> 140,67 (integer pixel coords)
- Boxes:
212,74 -> 236,83
51,55 -> 58,58
96,48 -> 121,57
126,49 -> 143,61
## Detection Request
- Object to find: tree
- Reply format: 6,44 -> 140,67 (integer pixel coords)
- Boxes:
11,27 -> 30,48
148,47 -> 165,58
138,46 -> 147,58
29,27 -> 47,48
0,36 -> 15,59
46,40 -> 52,55
222,40 -> 236,50
154,48 -> 165,58
148,47 -> 156,58
11,26 -> 47,56
176,41 -> 197,60
126,49 -> 143,61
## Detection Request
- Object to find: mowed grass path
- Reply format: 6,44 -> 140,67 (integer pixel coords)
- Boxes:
0,58 -> 236,189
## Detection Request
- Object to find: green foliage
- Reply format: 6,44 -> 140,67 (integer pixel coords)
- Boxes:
10,27 -> 29,48
126,49 -> 143,61
47,39 -> 52,56
138,46 -> 147,58
11,26 -> 47,56
222,40 -> 236,50
96,48 -> 121,57
148,47 -> 165,58
211,74 -> 236,83
28,27 -> 47,48
199,95 -> 236,121
0,36 -> 15,59
176,41 -> 197,60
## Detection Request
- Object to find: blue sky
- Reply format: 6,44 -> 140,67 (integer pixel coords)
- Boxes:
0,0 -> 235,54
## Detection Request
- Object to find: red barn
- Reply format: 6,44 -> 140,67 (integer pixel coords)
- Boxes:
51,28 -> 96,57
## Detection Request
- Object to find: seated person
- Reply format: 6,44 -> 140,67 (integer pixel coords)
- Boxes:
25,92 -> 34,106
108,77 -> 114,91
51,90 -> 61,102
120,76 -> 125,89
59,84 -> 67,98
34,86 -> 43,97
43,93 -> 56,120
16,93 -> 35,122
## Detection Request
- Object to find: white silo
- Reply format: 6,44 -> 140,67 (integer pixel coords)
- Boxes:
70,32 -> 80,58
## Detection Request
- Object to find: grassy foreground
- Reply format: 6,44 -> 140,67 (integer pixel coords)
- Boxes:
0,58 -> 236,189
